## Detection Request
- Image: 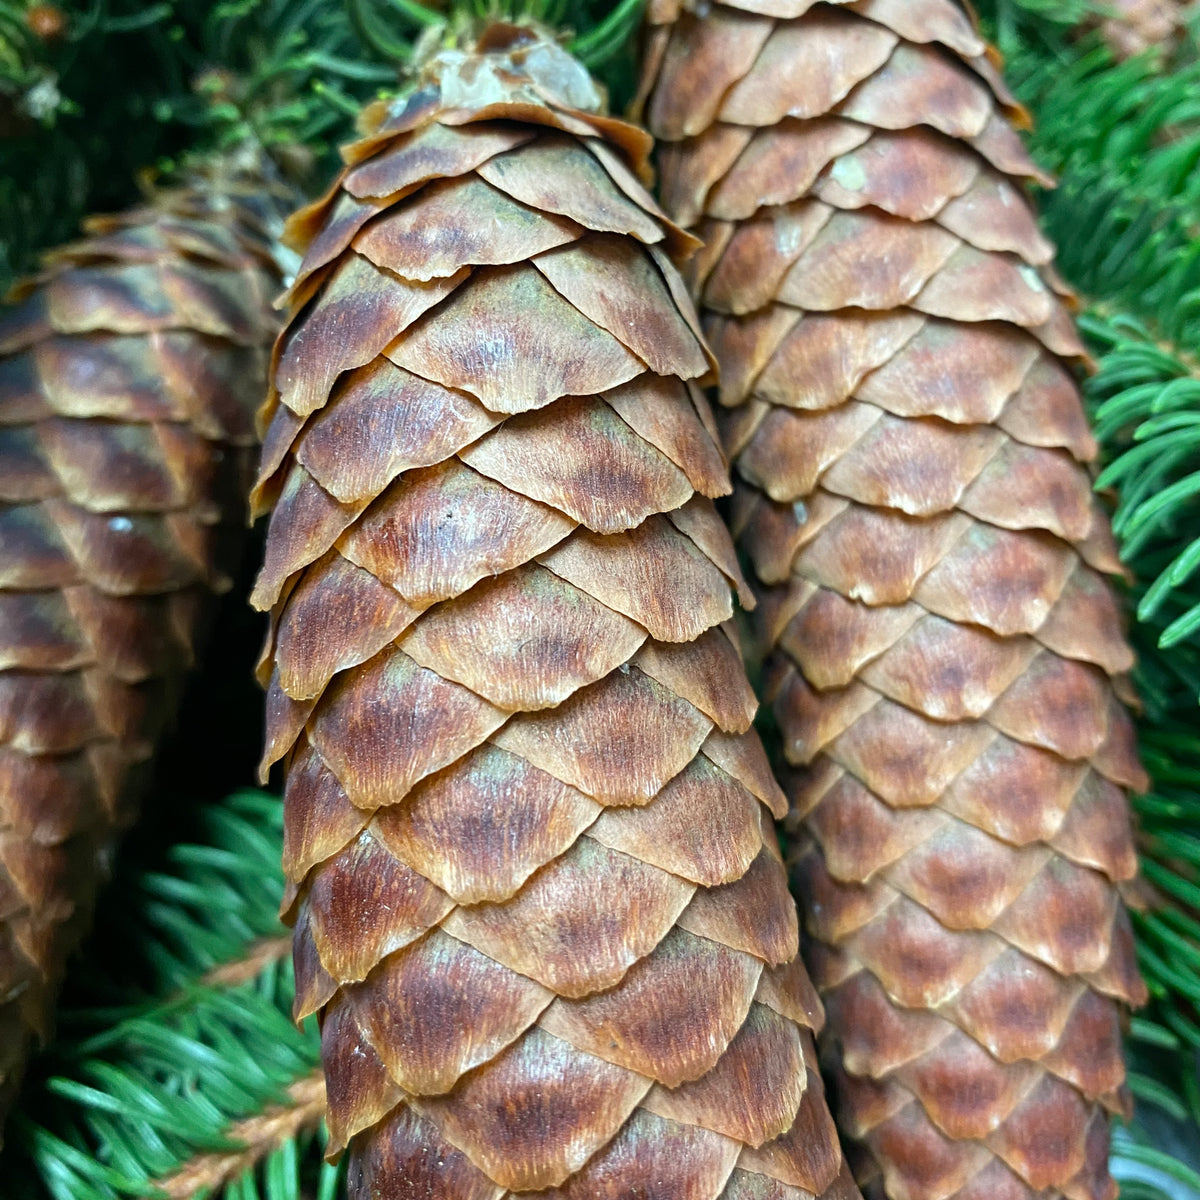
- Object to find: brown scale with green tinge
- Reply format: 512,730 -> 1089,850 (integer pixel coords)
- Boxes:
251,22 -> 857,1199
0,166 -> 282,1129
637,2 -> 1147,1198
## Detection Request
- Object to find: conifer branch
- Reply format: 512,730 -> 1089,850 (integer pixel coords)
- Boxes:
201,938 -> 293,990
149,1068 -> 325,1200
5,792 -> 327,1200
980,2 -> 1200,354
0,0 -> 391,291
1083,315 -> 1200,666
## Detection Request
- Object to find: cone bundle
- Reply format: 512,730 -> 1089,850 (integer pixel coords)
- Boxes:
639,3 -> 1148,1198
251,23 -> 856,1198
0,166 -> 280,1121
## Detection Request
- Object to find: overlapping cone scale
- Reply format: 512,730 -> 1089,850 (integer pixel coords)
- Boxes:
0,165 -> 282,1128
638,3 -> 1147,1199
252,23 -> 856,1199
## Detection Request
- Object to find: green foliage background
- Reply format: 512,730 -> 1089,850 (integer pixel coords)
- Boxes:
0,0 -> 396,291
0,1 -> 1198,1196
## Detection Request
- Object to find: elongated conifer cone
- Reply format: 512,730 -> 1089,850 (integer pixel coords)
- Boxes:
638,4 -> 1148,1199
250,23 -> 857,1199
0,161 -> 282,1125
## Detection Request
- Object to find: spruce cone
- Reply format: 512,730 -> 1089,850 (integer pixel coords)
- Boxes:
0,164 -> 281,1123
252,23 -> 856,1198
639,4 -> 1148,1198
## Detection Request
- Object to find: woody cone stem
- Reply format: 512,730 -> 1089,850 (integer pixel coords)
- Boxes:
638,3 -> 1147,1198
251,22 -> 857,1198
0,164 -> 283,1128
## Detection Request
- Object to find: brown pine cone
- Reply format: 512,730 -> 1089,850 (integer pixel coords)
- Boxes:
251,22 -> 857,1199
638,3 -> 1148,1199
0,161 -> 283,1126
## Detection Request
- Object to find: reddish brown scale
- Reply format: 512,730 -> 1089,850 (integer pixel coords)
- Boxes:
638,2 -> 1146,1198
0,163 -> 283,1129
252,23 -> 856,1198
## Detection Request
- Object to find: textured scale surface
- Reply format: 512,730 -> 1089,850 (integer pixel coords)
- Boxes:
252,24 -> 857,1199
0,166 -> 282,1126
638,3 -> 1147,1198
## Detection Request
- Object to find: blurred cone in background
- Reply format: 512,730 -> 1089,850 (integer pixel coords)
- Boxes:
0,155 -> 285,1129
1095,0 -> 1190,59
252,20 -> 858,1198
639,2 -> 1147,1198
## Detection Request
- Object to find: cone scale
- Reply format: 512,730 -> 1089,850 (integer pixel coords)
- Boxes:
0,165 -> 282,1123
638,3 -> 1147,1198
252,23 -> 856,1198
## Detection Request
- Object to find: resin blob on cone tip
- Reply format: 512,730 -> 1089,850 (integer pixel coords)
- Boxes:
252,22 -> 857,1199
638,2 -> 1147,1198
0,164 -> 283,1130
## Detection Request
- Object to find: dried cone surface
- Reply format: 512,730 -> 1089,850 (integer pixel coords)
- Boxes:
0,169 -> 280,1122
639,3 -> 1148,1198
252,24 -> 856,1200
